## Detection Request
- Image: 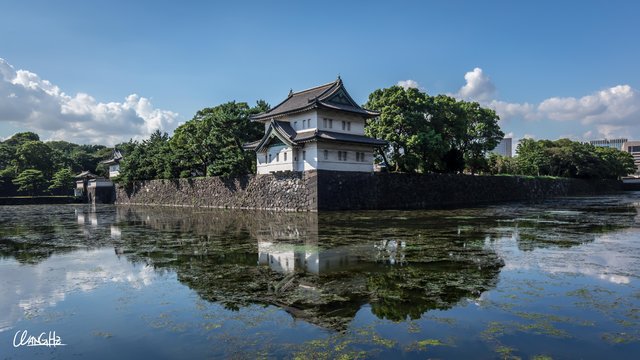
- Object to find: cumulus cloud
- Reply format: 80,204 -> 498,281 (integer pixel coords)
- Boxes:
537,85 -> 640,125
455,67 -> 640,140
457,67 -> 496,101
397,79 -> 420,90
0,58 -> 178,145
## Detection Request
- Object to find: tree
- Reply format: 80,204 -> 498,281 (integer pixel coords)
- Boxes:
459,102 -> 503,174
594,146 -> 636,179
117,131 -> 173,185
515,138 -> 546,176
364,86 -> 442,172
13,169 -> 47,195
512,138 -> 636,179
487,153 -> 517,175
169,100 -> 268,178
48,168 -> 75,194
364,86 -> 503,173
3,132 -> 40,147
15,140 -> 55,177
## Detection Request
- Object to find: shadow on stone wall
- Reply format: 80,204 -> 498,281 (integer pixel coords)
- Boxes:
115,171 -> 622,211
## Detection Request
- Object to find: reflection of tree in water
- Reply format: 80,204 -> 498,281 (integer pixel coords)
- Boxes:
0,205 -> 116,264
1,195 -> 637,330
489,197 -> 639,251
116,206 -> 504,330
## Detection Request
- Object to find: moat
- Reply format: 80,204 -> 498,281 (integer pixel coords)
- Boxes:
1,193 -> 640,359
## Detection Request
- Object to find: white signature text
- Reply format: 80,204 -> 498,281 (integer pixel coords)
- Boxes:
13,330 -> 66,348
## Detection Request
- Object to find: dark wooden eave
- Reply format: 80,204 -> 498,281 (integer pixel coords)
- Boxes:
242,120 -> 387,152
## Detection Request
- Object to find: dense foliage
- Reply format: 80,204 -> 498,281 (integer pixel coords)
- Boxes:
487,138 -> 636,179
2,91 -> 635,194
0,132 -> 111,196
116,101 -> 269,185
364,86 -> 504,173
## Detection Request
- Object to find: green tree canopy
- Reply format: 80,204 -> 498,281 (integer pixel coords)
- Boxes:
511,138 -> 636,179
48,168 -> 75,193
364,86 -> 503,173
13,169 -> 48,195
169,100 -> 268,178
117,131 -> 173,185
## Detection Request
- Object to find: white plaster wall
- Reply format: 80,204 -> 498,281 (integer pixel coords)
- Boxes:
256,144 -> 294,174
317,110 -> 366,135
300,142 -> 318,171
284,111 -> 318,131
315,143 -> 374,172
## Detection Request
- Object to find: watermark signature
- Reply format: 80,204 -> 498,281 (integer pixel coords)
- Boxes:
13,330 -> 66,348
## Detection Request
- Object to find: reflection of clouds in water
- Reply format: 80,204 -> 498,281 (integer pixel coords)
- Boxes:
0,248 -> 156,330
492,229 -> 638,285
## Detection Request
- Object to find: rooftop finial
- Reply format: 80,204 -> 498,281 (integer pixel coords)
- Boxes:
337,74 -> 341,82
288,88 -> 293,96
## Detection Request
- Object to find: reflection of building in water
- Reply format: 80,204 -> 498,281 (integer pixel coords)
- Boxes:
110,225 -> 121,240
108,206 -> 506,330
257,217 -> 407,274
258,240 -> 373,275
75,205 -> 120,237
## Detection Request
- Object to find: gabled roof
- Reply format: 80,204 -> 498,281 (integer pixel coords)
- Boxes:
75,171 -> 98,179
101,149 -> 123,165
243,120 -> 387,152
250,77 -> 379,121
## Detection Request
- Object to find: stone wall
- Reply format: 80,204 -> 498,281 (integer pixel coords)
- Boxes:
115,170 -> 622,211
115,172 -> 313,211
312,171 -> 622,211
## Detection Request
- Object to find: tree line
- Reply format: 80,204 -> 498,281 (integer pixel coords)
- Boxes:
0,132 -> 111,196
2,85 -> 636,196
116,101 -> 268,185
487,138 -> 636,179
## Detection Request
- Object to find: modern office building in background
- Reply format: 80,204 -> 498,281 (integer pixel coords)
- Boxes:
589,138 -> 628,151
622,140 -> 640,175
491,138 -> 512,157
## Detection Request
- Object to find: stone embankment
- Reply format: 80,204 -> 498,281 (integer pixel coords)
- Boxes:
115,171 -> 622,211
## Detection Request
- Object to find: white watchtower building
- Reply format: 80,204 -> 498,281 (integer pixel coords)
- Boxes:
244,77 -> 386,174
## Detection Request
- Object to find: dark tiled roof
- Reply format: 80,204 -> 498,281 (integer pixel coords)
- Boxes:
250,78 -> 379,121
243,120 -> 387,151
101,149 -> 123,165
296,130 -> 388,146
75,171 -> 98,179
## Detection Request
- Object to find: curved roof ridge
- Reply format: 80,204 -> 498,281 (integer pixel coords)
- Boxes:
291,79 -> 338,97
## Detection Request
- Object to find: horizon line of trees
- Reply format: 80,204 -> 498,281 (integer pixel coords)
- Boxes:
0,132 -> 112,196
2,86 -> 636,196
488,138 -> 636,180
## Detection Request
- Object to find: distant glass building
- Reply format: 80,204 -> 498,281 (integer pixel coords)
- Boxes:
491,138 -> 512,157
622,140 -> 640,175
589,138 -> 628,151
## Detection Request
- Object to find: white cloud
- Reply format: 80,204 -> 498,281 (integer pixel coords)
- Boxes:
457,67 -> 496,101
0,58 -> 178,145
397,79 -> 420,90
537,85 -> 640,125
454,67 -> 640,140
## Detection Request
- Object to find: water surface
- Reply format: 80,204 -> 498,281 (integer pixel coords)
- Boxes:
1,194 -> 639,359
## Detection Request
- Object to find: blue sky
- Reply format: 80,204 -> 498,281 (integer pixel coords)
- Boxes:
1,0 -> 639,146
